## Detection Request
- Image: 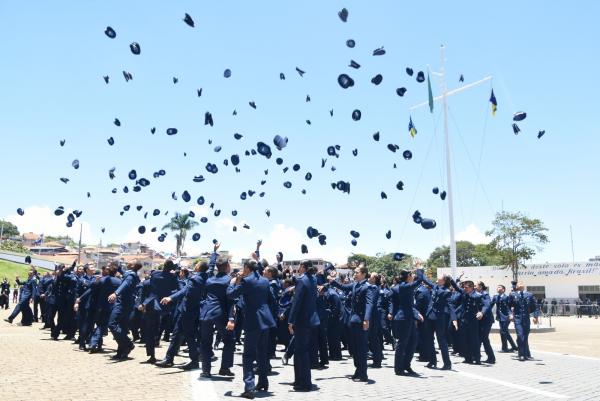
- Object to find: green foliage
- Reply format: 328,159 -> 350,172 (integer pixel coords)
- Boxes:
0,220 -> 19,237
427,241 -> 503,268
0,240 -> 31,254
486,211 -> 549,281
0,259 -> 38,285
162,213 -> 199,256
348,253 -> 413,280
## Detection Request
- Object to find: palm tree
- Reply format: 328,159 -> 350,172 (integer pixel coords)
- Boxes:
161,213 -> 198,256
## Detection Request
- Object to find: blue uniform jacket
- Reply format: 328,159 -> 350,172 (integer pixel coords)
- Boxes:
142,270 -> 179,312
331,279 -> 374,325
491,293 -> 512,322
115,271 -> 140,308
227,271 -> 276,331
421,277 -> 454,321
388,270 -> 424,321
15,277 -> 37,302
509,290 -> 540,321
200,272 -> 233,321
288,273 -> 320,328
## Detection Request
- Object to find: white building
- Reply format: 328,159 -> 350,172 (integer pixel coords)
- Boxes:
437,261 -> 600,302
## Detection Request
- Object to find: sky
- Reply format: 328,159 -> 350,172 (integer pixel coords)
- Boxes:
1,1 -> 599,264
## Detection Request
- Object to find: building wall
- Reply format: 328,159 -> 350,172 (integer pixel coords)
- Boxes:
437,261 -> 600,300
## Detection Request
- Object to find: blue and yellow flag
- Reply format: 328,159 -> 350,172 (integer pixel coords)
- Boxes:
408,116 -> 417,138
489,89 -> 497,116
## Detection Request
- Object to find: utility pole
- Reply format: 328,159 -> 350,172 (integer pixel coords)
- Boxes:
77,223 -> 82,265
410,45 -> 492,279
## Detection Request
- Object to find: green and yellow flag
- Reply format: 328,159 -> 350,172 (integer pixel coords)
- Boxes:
408,116 -> 417,138
489,89 -> 497,116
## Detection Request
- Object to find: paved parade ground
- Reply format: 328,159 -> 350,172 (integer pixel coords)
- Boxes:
1,309 -> 599,401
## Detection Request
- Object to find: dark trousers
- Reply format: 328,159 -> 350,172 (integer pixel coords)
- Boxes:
108,304 -> 133,354
316,322 -> 329,365
293,326 -> 313,388
200,318 -> 235,373
368,321 -> 383,366
53,300 -> 76,338
327,318 -> 342,359
479,319 -> 495,362
242,328 -> 270,392
284,334 -> 295,359
498,320 -> 517,350
143,309 -> 161,357
393,319 -> 417,373
416,319 -> 428,360
461,321 -> 480,363
39,297 -> 47,322
33,296 -> 40,321
349,322 -> 369,379
90,309 -> 111,348
269,327 -> 278,357
427,317 -> 451,366
514,319 -> 531,358
9,299 -> 33,325
79,308 -> 95,346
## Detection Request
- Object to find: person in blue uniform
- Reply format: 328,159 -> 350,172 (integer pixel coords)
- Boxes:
367,273 -> 383,368
4,268 -> 37,325
141,260 -> 179,363
107,261 -> 142,360
421,274 -> 455,370
326,283 -> 343,360
476,281 -> 496,364
451,279 -> 490,365
277,278 -> 294,359
491,284 -> 518,352
509,281 -> 540,361
288,260 -> 320,392
329,264 -> 374,382
198,246 -> 236,377
264,265 -> 282,364
414,279 -> 432,362
227,260 -> 276,399
387,266 -> 424,376
86,262 -> 122,352
74,265 -> 95,349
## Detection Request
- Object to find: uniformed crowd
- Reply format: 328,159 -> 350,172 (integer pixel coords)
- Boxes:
4,242 -> 542,399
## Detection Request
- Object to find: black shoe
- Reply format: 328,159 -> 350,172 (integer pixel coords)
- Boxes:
352,377 -> 369,382
123,343 -> 135,357
441,365 -> 452,370
79,345 -> 88,351
473,361 -> 482,365
199,372 -> 212,378
4,318 -> 13,324
180,361 -> 199,370
369,363 -> 381,368
426,363 -> 437,369
518,356 -> 526,362
405,368 -> 420,376
110,354 -> 123,360
293,384 -> 316,391
142,356 -> 157,364
510,348 -> 519,353
483,359 -> 496,364
89,346 -> 100,354
241,390 -> 256,399
218,368 -> 234,377
499,349 -> 511,353
155,359 -> 174,368
256,383 -> 269,392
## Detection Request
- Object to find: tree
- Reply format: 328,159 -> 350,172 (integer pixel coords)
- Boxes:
486,211 -> 549,282
348,252 -> 413,280
162,213 -> 198,256
427,241 -> 504,268
0,220 -> 20,238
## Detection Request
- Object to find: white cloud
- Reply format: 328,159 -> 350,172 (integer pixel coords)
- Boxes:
5,205 -> 97,245
456,223 -> 489,245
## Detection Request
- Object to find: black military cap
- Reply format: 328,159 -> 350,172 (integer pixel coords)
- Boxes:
276,158 -> 283,165
123,205 -> 130,211
396,87 -> 407,97
301,244 -> 308,254
403,150 -> 412,160
307,226 -> 320,239
103,76 -> 109,84
183,13 -> 195,27
350,230 -> 360,238
421,218 -> 436,229
396,181 -> 404,190
373,47 -> 386,56
352,109 -> 361,121
318,234 -> 327,245
293,164 -> 300,172
283,181 -> 292,189
352,148 -> 358,156
387,144 -> 399,153
54,206 -> 65,216
182,190 -> 191,202
327,146 -> 339,157
192,233 -> 201,241
349,60 -> 361,69
224,69 -> 232,78
416,71 -> 425,83
440,191 -> 447,200
114,118 -> 121,127
234,133 -> 243,140
138,226 -> 146,234
230,154 -> 240,166
346,39 -> 356,48
371,74 -> 383,85
136,206 -> 143,211
123,71 -> 133,82
60,139 -> 65,146
104,26 -> 116,39
412,210 -> 422,224
512,123 -> 520,135
265,209 -> 271,217
128,170 -> 137,180
166,128 -> 178,135
338,74 -> 354,89
386,230 -> 391,239
296,67 -> 305,77
214,209 -> 221,217
200,217 -> 208,223
351,239 -> 357,246
280,73 -> 285,80
173,77 -> 178,84
153,209 -> 160,216
107,137 -> 114,146
205,112 -> 213,126
406,67 -> 414,76
193,175 -> 205,183
72,159 -> 79,169
338,7 -> 348,22
432,187 -> 439,194
537,130 -> 545,139
393,253 -> 405,261
513,111 -> 527,122
197,89 -> 202,97
257,142 -> 272,158
249,101 -> 257,109
381,191 -> 387,199
17,208 -> 24,216
130,42 -> 141,55
240,192 -> 247,200
60,177 -> 69,184
273,135 -> 288,150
